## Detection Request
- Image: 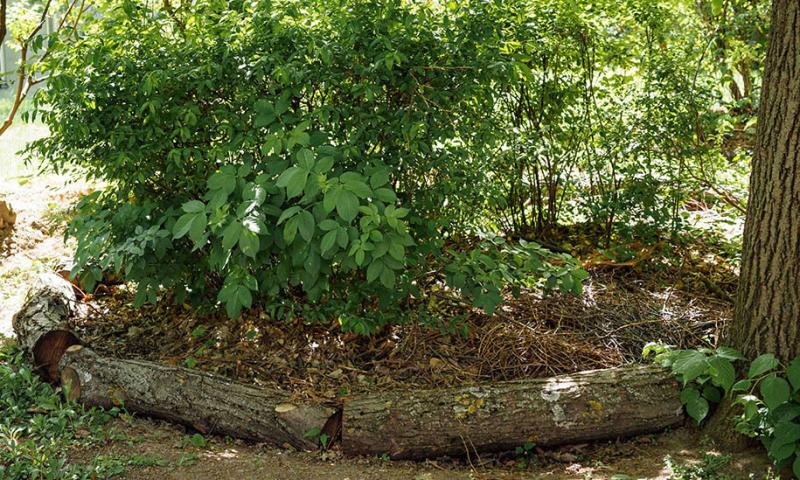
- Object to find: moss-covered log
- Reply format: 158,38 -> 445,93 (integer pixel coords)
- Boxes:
342,365 -> 683,459
12,273 -> 81,381
59,345 -> 338,451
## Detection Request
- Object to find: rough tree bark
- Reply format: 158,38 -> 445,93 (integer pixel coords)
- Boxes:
59,345 -> 338,451
12,273 -> 81,381
730,0 -> 800,362
343,365 -> 683,459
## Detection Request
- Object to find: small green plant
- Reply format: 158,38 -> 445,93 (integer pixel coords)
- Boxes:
665,453 -> 732,480
645,342 -> 744,424
649,343 -> 800,477
182,433 -> 207,449
514,441 -> 537,469
0,343 -> 121,479
302,426 -> 330,450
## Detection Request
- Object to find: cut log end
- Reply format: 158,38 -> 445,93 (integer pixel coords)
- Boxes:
33,330 -> 81,382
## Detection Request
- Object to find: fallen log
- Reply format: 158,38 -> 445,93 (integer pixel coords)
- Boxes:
342,364 -> 683,459
12,273 -> 81,381
59,345 -> 338,451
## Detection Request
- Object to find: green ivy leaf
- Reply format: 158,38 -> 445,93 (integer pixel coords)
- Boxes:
708,356 -> 736,392
188,212 -> 208,245
772,421 -> 800,447
388,243 -> 405,261
284,216 -> 299,245
786,357 -> 800,391
297,148 -> 315,170
749,353 -> 779,379
760,375 -> 791,410
208,168 -> 237,195
768,440 -> 795,461
686,395 -> 709,424
277,167 -> 309,199
672,350 -> 708,385
715,347 -> 745,361
369,170 -> 390,189
731,379 -> 752,392
323,187 -> 342,213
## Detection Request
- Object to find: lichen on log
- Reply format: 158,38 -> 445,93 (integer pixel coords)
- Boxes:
342,364 -> 683,459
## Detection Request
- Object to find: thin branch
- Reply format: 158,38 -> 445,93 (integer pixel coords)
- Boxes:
0,0 -> 7,51
0,0 -> 53,136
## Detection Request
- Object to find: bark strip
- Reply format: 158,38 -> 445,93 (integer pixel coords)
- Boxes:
342,364 -> 683,459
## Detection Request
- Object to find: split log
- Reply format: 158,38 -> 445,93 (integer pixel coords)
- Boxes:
342,364 -> 683,459
59,345 -> 338,451
12,273 -> 81,381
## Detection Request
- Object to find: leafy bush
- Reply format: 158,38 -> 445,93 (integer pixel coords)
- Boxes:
31,0 -> 587,329
649,344 -> 800,477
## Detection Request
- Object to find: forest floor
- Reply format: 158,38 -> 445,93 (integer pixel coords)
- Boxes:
0,123 -> 776,479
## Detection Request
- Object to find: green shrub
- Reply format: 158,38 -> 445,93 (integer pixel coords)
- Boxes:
32,0 -> 586,329
649,344 -> 800,477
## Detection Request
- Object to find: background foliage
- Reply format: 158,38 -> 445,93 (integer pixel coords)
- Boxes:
26,0 -> 767,330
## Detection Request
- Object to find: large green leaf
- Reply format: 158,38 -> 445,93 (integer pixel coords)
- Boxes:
786,357 -> 800,391
760,375 -> 791,410
708,356 -> 736,392
749,353 -> 779,379
336,191 -> 359,222
672,350 -> 708,385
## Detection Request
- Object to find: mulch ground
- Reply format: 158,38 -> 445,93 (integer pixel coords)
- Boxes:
70,266 -> 734,402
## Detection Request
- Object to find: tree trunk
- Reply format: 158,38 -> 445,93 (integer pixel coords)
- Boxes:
730,0 -> 800,362
12,273 -> 81,381
342,365 -> 683,459
59,345 -> 339,451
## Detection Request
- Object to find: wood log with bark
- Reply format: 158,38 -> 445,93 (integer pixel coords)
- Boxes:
13,272 -> 686,458
342,364 -> 683,459
12,273 -> 81,381
59,345 -> 339,451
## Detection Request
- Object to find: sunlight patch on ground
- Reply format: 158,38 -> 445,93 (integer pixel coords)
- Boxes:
0,122 -> 92,337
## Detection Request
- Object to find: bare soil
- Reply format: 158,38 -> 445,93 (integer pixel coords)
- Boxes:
76,416 -> 773,480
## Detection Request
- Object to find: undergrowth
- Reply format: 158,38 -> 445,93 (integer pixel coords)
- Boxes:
0,343 -> 125,479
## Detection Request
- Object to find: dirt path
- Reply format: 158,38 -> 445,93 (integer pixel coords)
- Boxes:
80,416 -> 772,480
